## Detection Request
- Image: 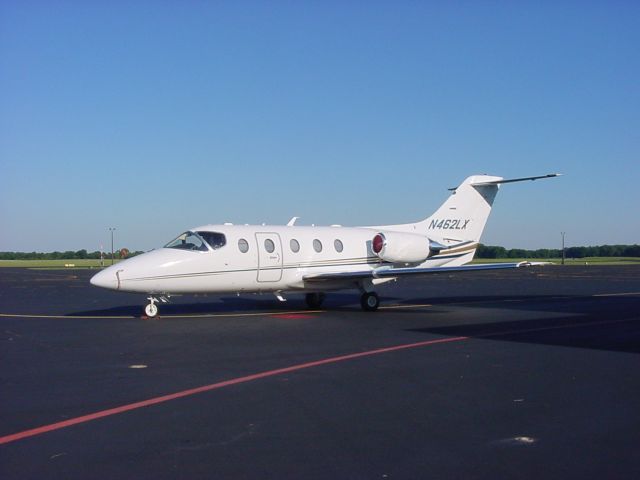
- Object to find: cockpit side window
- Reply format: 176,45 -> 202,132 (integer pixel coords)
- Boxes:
197,231 -> 226,250
164,231 -> 209,251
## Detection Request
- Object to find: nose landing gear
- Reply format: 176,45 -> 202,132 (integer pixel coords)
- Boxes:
144,296 -> 169,318
144,299 -> 158,318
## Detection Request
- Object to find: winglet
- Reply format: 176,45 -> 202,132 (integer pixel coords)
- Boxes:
287,216 -> 299,226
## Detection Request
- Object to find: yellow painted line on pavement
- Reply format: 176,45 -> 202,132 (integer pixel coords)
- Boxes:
593,292 -> 640,297
0,310 -> 325,320
379,303 -> 432,309
0,303 -> 437,320
0,313 -> 131,319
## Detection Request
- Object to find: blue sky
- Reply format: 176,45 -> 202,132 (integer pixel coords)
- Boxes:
1,1 -> 638,252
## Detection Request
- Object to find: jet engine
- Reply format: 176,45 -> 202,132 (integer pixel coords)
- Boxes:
371,231 -> 435,264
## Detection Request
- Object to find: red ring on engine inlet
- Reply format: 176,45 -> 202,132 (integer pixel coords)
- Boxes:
372,233 -> 385,254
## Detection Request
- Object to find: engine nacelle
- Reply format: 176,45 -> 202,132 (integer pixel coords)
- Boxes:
371,231 -> 433,264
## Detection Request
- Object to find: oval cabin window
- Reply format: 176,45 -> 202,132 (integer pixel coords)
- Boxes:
264,239 -> 275,253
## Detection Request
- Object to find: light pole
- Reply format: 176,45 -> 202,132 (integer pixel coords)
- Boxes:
109,227 -> 116,265
561,231 -> 566,265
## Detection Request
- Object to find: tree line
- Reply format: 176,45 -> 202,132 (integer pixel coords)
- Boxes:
0,250 -> 145,260
476,244 -> 640,259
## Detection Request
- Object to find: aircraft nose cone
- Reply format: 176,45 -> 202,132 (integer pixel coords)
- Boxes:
90,269 -> 119,290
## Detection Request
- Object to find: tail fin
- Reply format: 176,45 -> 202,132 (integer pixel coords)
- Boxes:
418,175 -> 502,244
417,173 -> 561,244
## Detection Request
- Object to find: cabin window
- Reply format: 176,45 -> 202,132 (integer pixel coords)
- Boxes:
334,239 -> 344,253
197,231 -> 226,250
290,239 -> 300,253
313,239 -> 322,253
238,238 -> 249,253
264,239 -> 275,253
164,231 -> 209,252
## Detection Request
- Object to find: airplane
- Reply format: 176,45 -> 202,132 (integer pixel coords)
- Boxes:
90,173 -> 560,317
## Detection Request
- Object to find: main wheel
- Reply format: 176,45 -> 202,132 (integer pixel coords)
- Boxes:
360,292 -> 380,311
305,292 -> 326,309
144,302 -> 159,318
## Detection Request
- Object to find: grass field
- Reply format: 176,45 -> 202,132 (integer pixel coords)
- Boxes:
471,257 -> 640,265
0,257 -> 638,269
0,259 -> 121,268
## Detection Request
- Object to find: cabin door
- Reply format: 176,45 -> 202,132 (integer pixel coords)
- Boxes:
255,232 -> 283,282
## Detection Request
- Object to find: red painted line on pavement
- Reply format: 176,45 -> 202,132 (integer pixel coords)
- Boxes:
0,336 -> 468,446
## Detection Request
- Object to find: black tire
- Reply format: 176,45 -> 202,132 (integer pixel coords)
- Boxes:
360,292 -> 380,311
305,292 -> 326,309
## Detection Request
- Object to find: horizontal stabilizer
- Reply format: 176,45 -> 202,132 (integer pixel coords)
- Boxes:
471,173 -> 562,186
447,173 -> 561,191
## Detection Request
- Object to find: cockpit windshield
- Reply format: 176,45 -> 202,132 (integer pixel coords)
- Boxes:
164,231 -> 227,252
164,231 -> 209,251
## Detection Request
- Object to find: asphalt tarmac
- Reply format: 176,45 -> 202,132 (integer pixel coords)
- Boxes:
1,266 -> 639,479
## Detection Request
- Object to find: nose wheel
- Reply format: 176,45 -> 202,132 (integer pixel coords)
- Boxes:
143,296 -> 167,318
360,292 -> 380,311
144,301 -> 159,318
144,294 -> 169,318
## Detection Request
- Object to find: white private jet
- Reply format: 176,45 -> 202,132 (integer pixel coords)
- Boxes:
91,173 -> 559,317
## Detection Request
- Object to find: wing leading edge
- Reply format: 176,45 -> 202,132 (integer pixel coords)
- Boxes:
303,261 -> 543,284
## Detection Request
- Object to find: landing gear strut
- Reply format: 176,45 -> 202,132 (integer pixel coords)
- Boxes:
305,292 -> 326,309
360,292 -> 380,311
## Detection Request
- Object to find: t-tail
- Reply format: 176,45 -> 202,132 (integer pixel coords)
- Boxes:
417,174 -> 560,258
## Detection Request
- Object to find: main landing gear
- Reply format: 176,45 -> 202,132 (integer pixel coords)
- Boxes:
360,291 -> 380,311
305,292 -> 326,309
358,279 -> 380,311
305,291 -> 380,311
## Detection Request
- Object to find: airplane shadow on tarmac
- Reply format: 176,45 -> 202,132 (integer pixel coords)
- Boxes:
66,292 -> 383,317
407,295 -> 640,354
61,293 -> 600,316
66,292 -> 640,355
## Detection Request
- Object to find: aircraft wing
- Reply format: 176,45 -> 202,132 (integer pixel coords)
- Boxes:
303,261 -> 543,283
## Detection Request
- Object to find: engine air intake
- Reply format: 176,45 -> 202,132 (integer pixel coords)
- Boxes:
371,231 -> 431,264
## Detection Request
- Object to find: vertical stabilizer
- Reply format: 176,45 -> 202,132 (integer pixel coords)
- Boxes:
377,173 -> 559,250
418,175 -> 503,243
